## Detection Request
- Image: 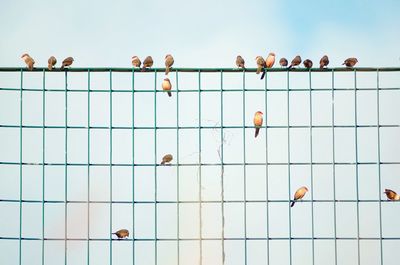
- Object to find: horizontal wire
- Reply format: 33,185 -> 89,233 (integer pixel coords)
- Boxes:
0,199 -> 395,204
0,237 -> 399,241
1,162 -> 399,166
2,87 -> 400,93
1,67 -> 400,72
1,124 -> 399,130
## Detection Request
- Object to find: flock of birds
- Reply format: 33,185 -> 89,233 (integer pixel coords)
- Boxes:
19,53 -> 397,240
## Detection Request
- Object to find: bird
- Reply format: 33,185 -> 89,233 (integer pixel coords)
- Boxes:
266,52 -> 276,68
161,154 -> 173,165
165,54 -> 174,75
384,189 -> 400,201
290,186 -> 309,207
253,111 -> 263,138
21,53 -> 35,70
142,56 -> 153,71
162,78 -> 172,97
112,229 -> 129,239
61,57 -> 74,70
279,58 -> 288,67
132,56 -> 141,68
288,55 -> 301,69
255,56 -> 266,79
342,57 -> 358,68
48,56 -> 57,71
236,55 -> 245,69
319,55 -> 329,69
303,59 -> 313,69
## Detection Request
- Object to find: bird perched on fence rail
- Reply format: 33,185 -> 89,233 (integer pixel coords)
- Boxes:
165,54 -> 174,75
303,59 -> 313,69
21,53 -> 35,70
161,154 -> 173,165
288,55 -> 301,69
255,56 -> 266,79
48,56 -> 57,71
253,111 -> 263,138
236,55 -> 245,69
279,58 -> 288,67
319,55 -> 329,69
265,52 -> 276,74
61,57 -> 74,70
290,186 -> 308,207
384,189 -> 400,201
142,56 -> 154,71
342,57 -> 358,68
112,229 -> 129,239
132,56 -> 141,68
162,78 -> 172,97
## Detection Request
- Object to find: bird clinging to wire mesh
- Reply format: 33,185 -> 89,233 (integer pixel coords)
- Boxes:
165,54 -> 174,75
290,186 -> 309,207
384,189 -> 400,201
161,154 -> 173,165
253,111 -> 263,138
162,78 -> 172,97
112,229 -> 129,239
21,53 -> 35,71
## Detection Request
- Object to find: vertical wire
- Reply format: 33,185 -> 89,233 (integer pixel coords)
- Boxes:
309,70 -> 315,265
154,70 -> 158,265
264,71 -> 270,265
198,70 -> 203,265
131,69 -> 135,265
176,70 -> 180,265
109,70 -> 113,265
331,70 -> 338,265
41,70 -> 46,265
64,71 -> 68,265
354,70 -> 361,265
287,71 -> 293,265
376,70 -> 383,265
18,69 -> 23,265
242,70 -> 247,265
87,70 -> 91,265
220,70 -> 225,264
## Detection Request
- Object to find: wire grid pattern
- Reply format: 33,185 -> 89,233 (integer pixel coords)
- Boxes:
0,67 -> 400,265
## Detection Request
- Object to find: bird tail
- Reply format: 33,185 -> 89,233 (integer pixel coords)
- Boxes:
167,91 -> 172,97
256,66 -> 261,74
287,65 -> 293,69
260,70 -> 266,80
48,64 -> 53,71
161,161 -> 165,165
319,64 -> 324,69
290,201 -> 295,207
255,127 -> 260,138
141,66 -> 146,72
165,67 -> 170,75
61,65 -> 65,70
342,62 -> 345,66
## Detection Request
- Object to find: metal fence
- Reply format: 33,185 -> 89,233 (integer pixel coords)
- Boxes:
0,67 -> 400,265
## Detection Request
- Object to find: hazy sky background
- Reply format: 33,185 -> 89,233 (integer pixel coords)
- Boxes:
1,1 -> 400,265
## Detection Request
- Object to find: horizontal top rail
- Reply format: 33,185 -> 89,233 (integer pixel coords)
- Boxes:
0,67 -> 400,72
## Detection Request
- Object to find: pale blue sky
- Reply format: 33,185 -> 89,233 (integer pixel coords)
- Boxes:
0,0 -> 399,67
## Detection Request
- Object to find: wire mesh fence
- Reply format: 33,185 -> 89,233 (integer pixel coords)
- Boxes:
0,67 -> 400,265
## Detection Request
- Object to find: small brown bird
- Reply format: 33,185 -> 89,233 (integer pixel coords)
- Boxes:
21,53 -> 35,70
132,56 -> 141,68
61,57 -> 74,70
142,56 -> 153,71
255,56 -> 266,79
165,54 -> 174,75
253,111 -> 263,138
266,52 -> 276,68
48,56 -> 57,71
303,59 -> 313,69
112,229 -> 129,239
279,58 -> 288,67
319,55 -> 329,69
161,154 -> 173,165
162,78 -> 172,97
290,186 -> 309,207
236,55 -> 245,69
384,189 -> 400,201
288,55 -> 301,69
342,58 -> 358,68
